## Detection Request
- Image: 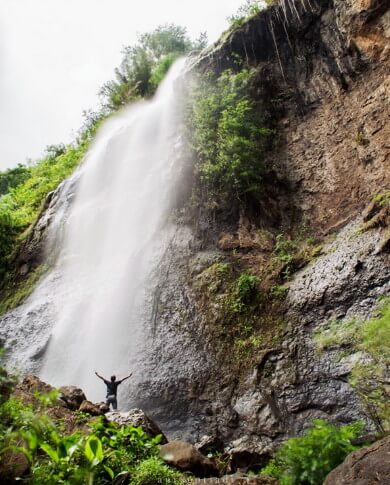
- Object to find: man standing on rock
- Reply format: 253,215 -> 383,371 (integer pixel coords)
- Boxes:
95,371 -> 132,411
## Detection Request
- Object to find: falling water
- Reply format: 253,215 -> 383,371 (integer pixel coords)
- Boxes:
8,59 -> 189,402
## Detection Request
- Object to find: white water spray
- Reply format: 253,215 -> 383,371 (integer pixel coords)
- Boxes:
38,59 -> 188,402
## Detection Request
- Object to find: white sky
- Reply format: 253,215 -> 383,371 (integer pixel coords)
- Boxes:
0,0 -> 244,170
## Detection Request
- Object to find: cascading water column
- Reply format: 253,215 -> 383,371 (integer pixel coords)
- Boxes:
40,59 -> 189,403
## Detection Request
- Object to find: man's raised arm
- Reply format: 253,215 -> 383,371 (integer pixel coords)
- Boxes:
95,371 -> 105,381
120,373 -> 132,383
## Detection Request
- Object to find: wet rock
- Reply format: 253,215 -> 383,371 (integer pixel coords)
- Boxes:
160,440 -> 219,478
12,375 -> 56,408
97,401 -> 110,413
0,447 -> 29,484
324,435 -> 390,484
106,409 -> 167,442
195,435 -> 224,455
79,400 -> 104,416
59,386 -> 86,411
227,436 -> 273,472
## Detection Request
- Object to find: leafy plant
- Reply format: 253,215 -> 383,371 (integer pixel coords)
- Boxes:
228,1 -> 266,29
314,298 -> 390,432
261,419 -> 364,485
100,24 -> 206,110
270,284 -> 289,300
273,234 -> 296,264
189,69 -> 272,205
131,456 -> 184,485
234,273 -> 259,306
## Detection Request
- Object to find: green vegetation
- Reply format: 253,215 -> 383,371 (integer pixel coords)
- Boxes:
192,262 -> 284,363
273,234 -> 297,265
314,298 -> 390,432
270,284 -> 289,300
231,272 -> 260,313
131,457 -> 183,485
0,164 -> 31,196
261,419 -> 364,485
373,191 -> 390,207
271,232 -> 321,281
0,367 -> 184,484
0,265 -> 49,315
0,138 -> 91,280
100,24 -> 207,110
188,68 -> 273,206
227,0 -> 274,29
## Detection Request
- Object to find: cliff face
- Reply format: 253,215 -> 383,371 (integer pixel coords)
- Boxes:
133,0 -> 389,461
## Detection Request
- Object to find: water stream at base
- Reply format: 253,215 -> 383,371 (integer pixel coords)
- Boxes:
3,59 -> 189,404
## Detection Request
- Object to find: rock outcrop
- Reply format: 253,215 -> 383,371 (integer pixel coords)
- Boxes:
106,409 -> 168,442
324,435 -> 390,484
160,440 -> 219,477
59,385 -> 87,410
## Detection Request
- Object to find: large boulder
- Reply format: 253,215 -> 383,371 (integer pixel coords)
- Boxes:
0,447 -> 29,484
160,440 -> 219,478
59,386 -> 86,411
13,375 -> 53,404
79,400 -> 104,416
324,435 -> 390,484
106,409 -> 167,442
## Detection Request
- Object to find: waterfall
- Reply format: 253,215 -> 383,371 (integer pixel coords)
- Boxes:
3,59 -> 190,404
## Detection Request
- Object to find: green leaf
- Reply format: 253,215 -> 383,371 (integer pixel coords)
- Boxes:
104,465 -> 115,479
85,435 -> 104,466
40,443 -> 59,463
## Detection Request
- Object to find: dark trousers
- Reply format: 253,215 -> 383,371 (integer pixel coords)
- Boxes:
106,394 -> 117,410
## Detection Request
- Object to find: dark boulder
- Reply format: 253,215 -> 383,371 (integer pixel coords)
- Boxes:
0,446 -> 30,484
79,400 -> 104,416
324,435 -> 390,484
97,401 -> 110,413
59,386 -> 86,411
160,440 -> 219,478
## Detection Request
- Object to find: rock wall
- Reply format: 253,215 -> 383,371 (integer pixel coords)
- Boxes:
133,0 -> 390,461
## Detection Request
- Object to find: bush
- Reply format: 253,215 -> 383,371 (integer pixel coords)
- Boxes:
189,69 -> 272,205
227,0 -> 265,29
100,24 -> 206,110
314,298 -> 390,432
0,164 -> 31,196
261,419 -> 364,485
131,456 -> 184,485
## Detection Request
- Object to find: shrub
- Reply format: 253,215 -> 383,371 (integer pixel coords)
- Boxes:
261,419 -> 364,485
0,164 -> 31,196
314,298 -> 390,432
228,1 -> 265,29
150,53 -> 181,91
131,456 -> 184,485
100,24 -> 206,110
189,69 -> 273,205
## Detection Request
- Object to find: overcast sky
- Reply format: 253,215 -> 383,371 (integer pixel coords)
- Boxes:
0,0 -> 245,170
